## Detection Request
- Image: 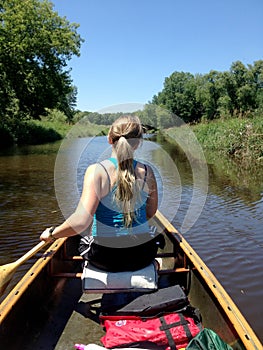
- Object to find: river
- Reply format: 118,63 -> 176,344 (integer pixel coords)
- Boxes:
0,135 -> 262,342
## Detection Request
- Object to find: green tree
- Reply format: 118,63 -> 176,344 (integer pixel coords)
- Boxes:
152,71 -> 199,122
217,71 -> 236,117
0,0 -> 83,122
229,61 -> 251,116
248,60 -> 263,112
200,70 -> 222,120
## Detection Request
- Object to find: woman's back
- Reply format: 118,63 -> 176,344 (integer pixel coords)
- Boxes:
92,158 -> 150,237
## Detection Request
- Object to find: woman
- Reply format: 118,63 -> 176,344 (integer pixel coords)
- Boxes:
40,115 -> 164,271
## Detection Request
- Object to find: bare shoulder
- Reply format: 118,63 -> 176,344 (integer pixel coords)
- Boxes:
84,163 -> 105,181
85,163 -> 97,175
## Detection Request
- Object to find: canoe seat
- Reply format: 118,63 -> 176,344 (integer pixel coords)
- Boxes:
82,260 -> 158,294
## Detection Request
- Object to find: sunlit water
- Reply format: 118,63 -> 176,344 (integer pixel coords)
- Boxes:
0,136 -> 262,341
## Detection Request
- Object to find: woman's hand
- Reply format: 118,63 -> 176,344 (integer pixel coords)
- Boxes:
40,227 -> 56,243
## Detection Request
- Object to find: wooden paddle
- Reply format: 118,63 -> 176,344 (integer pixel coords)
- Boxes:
0,240 -> 49,297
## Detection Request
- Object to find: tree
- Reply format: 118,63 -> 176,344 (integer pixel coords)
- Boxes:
248,60 -> 263,112
198,70 -> 222,120
229,61 -> 251,116
0,0 -> 83,121
152,71 -> 199,122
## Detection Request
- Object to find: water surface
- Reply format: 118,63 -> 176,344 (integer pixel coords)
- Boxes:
0,137 -> 262,341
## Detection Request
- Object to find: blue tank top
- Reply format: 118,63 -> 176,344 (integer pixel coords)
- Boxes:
91,158 -> 150,237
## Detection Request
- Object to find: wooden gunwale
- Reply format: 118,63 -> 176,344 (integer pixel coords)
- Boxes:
0,238 -> 67,324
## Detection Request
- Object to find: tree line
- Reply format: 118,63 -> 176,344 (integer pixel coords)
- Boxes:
150,60 -> 263,124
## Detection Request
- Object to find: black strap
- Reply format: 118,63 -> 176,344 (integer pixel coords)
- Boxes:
144,163 -> 148,181
159,318 -> 189,330
159,316 -> 177,350
179,313 -> 192,341
159,313 -> 194,349
141,164 -> 148,191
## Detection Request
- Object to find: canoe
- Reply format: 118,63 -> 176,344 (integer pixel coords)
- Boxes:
0,210 -> 262,350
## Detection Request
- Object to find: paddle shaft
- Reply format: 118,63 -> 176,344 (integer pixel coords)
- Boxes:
15,240 -> 49,267
0,240 -> 50,297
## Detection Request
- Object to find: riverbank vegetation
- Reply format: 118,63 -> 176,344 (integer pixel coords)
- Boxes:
0,111 -> 108,146
164,114 -> 263,163
192,116 -> 263,161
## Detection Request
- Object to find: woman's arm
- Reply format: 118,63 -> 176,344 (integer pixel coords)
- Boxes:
40,164 -> 102,242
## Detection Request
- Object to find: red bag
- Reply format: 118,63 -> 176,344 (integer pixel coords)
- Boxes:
100,311 -> 202,349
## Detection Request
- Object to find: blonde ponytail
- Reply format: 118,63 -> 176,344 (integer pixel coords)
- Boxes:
108,116 -> 143,227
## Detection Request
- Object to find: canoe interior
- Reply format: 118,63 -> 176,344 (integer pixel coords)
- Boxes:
0,212 -> 262,350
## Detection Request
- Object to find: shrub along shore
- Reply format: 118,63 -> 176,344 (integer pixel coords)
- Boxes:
164,114 -> 263,164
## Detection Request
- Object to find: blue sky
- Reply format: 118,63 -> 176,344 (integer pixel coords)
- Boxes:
51,0 -> 263,112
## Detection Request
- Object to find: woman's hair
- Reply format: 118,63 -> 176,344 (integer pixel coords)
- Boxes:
108,115 -> 143,227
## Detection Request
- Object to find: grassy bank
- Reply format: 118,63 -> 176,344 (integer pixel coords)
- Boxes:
0,117 -> 108,148
165,115 -> 263,164
26,119 -> 109,143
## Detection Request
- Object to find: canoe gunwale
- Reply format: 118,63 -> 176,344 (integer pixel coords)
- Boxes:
0,238 -> 67,324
